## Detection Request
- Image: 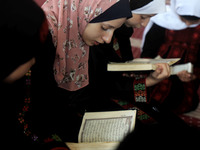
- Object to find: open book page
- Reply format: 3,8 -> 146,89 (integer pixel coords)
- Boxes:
78,110 -> 137,143
66,142 -> 119,150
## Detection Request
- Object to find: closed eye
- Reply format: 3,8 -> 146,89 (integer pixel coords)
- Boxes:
101,25 -> 109,31
101,24 -> 115,31
141,14 -> 154,20
141,16 -> 148,20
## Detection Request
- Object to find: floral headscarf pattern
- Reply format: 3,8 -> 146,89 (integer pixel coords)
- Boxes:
42,0 -> 122,91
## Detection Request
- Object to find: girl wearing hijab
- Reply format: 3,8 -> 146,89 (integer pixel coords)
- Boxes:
38,0 -> 133,114
88,0 -> 170,115
41,0 -> 132,91
141,0 -> 200,114
30,0 -> 133,144
126,0 -> 166,28
0,0 -> 59,149
0,1 -> 131,150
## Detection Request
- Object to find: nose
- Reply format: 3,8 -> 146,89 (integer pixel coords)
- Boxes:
141,19 -> 150,27
102,30 -> 113,44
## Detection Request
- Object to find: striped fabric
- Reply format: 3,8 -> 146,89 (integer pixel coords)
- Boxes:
130,27 -> 144,58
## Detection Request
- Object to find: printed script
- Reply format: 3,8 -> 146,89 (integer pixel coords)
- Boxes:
80,117 -> 132,143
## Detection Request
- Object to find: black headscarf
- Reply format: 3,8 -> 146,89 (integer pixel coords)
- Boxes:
130,0 -> 153,10
90,0 -> 132,23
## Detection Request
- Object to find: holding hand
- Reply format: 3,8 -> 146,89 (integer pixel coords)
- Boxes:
146,63 -> 170,87
177,70 -> 196,82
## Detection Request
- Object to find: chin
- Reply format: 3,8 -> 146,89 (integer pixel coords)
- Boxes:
83,41 -> 92,46
88,43 -> 94,46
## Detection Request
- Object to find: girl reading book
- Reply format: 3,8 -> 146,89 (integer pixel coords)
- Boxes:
141,0 -> 200,114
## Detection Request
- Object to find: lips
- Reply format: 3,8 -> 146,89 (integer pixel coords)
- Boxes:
94,41 -> 100,45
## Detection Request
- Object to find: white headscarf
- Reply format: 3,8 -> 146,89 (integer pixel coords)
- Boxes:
150,0 -> 200,30
141,0 -> 200,51
132,0 -> 166,14
176,0 -> 200,18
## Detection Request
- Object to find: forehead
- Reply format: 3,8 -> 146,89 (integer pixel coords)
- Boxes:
101,18 -> 126,28
180,17 -> 200,25
142,14 -> 155,17
132,13 -> 154,17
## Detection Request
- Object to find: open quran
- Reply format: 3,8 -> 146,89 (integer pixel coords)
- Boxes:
66,110 -> 137,150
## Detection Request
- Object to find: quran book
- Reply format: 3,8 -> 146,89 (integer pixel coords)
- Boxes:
66,110 -> 137,150
78,110 -> 136,143
107,57 -> 180,72
170,62 -> 193,75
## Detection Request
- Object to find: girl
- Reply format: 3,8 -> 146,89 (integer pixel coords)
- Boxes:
29,0 -> 133,145
38,0 -> 133,121
141,0 -> 200,114
0,0 -> 51,149
88,0 -> 168,111
41,0 -> 132,91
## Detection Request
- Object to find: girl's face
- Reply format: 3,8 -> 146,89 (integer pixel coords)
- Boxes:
179,16 -> 200,26
125,13 -> 154,28
82,18 -> 126,46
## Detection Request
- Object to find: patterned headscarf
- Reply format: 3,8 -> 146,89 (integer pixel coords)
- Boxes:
42,0 -> 131,91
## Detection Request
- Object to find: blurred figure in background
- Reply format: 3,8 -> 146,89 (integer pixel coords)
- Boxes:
141,0 -> 200,114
